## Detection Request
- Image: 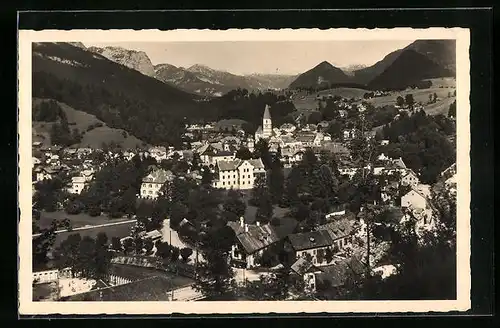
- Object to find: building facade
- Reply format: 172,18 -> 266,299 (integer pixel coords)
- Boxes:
140,168 -> 174,199
213,158 -> 266,190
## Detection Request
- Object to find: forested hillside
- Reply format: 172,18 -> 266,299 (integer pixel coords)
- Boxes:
32,42 -> 212,147
378,110 -> 456,183
206,88 -> 297,133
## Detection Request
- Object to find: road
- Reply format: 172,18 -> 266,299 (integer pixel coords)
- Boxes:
161,219 -> 206,263
32,219 -> 137,237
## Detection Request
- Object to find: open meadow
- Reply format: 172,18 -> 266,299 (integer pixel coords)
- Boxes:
39,211 -> 131,230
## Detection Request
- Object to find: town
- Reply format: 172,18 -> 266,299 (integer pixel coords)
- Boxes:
30,40 -> 457,302
32,93 -> 457,302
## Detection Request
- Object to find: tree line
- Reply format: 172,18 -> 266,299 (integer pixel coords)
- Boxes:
378,110 -> 455,184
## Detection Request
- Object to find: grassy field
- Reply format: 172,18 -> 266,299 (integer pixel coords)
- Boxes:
39,211 -> 131,230
32,98 -> 146,149
291,87 -> 370,110
109,264 -> 193,285
290,79 -> 456,113
362,87 -> 456,108
239,190 -> 290,224
317,87 -> 370,99
79,126 -> 144,149
423,97 -> 456,116
51,221 -> 136,248
32,282 -> 59,301
424,77 -> 457,88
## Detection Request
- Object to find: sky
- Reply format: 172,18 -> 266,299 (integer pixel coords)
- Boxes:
82,40 -> 415,75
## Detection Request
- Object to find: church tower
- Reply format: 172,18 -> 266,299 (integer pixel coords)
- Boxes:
262,104 -> 272,138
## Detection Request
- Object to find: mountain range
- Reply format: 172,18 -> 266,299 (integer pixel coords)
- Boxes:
85,45 -> 297,96
32,42 -> 210,147
289,39 -> 456,90
30,40 -> 456,146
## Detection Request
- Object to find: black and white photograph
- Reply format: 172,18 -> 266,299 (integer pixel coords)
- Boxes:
18,28 -> 470,314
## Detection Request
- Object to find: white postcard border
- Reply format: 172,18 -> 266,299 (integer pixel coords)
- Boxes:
18,28 -> 471,315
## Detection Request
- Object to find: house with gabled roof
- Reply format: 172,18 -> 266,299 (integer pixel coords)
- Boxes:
401,169 -> 419,187
140,168 -> 174,199
197,143 -> 235,167
227,218 -> 280,269
315,254 -> 367,292
285,218 -> 356,267
212,158 -> 265,190
290,257 -> 323,293
401,184 -> 434,227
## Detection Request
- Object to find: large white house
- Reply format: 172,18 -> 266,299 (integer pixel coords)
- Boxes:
212,158 -> 265,190
140,168 -> 174,199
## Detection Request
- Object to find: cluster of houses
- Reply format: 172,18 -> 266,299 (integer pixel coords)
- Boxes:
32,145 -> 97,195
225,208 -> 366,293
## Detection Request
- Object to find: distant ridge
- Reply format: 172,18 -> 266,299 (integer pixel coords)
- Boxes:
367,48 -> 455,91
289,39 -> 456,90
288,61 -> 352,89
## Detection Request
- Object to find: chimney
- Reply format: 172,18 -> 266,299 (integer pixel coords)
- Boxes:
240,217 -> 245,227
256,221 -> 260,227
245,224 -> 249,233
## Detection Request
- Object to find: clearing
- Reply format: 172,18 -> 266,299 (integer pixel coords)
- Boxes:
32,98 -> 146,149
38,211 -> 131,230
50,221 -> 136,248
291,87 -> 370,110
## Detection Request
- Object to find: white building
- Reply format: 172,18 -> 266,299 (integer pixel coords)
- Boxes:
140,168 -> 174,199
212,158 -> 265,190
69,176 -> 86,194
401,185 -> 434,226
148,146 -> 167,162
33,269 -> 60,284
401,170 -> 419,187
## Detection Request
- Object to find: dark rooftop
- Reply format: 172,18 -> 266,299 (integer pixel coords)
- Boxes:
317,255 -> 367,288
287,230 -> 334,251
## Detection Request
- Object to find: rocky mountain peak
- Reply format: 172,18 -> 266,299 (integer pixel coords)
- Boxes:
88,46 -> 156,77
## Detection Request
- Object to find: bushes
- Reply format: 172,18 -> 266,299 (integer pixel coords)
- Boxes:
33,100 -> 64,122
155,241 -> 182,262
180,247 -> 193,262
65,199 -> 84,215
86,122 -> 104,132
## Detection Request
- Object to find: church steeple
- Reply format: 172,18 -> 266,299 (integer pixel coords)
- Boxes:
262,104 -> 272,137
263,104 -> 271,120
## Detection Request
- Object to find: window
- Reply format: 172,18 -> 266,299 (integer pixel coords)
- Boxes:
223,182 -> 225,185
313,249 -> 316,255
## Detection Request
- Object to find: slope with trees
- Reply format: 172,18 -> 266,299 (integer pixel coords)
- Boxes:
32,42 -> 211,147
